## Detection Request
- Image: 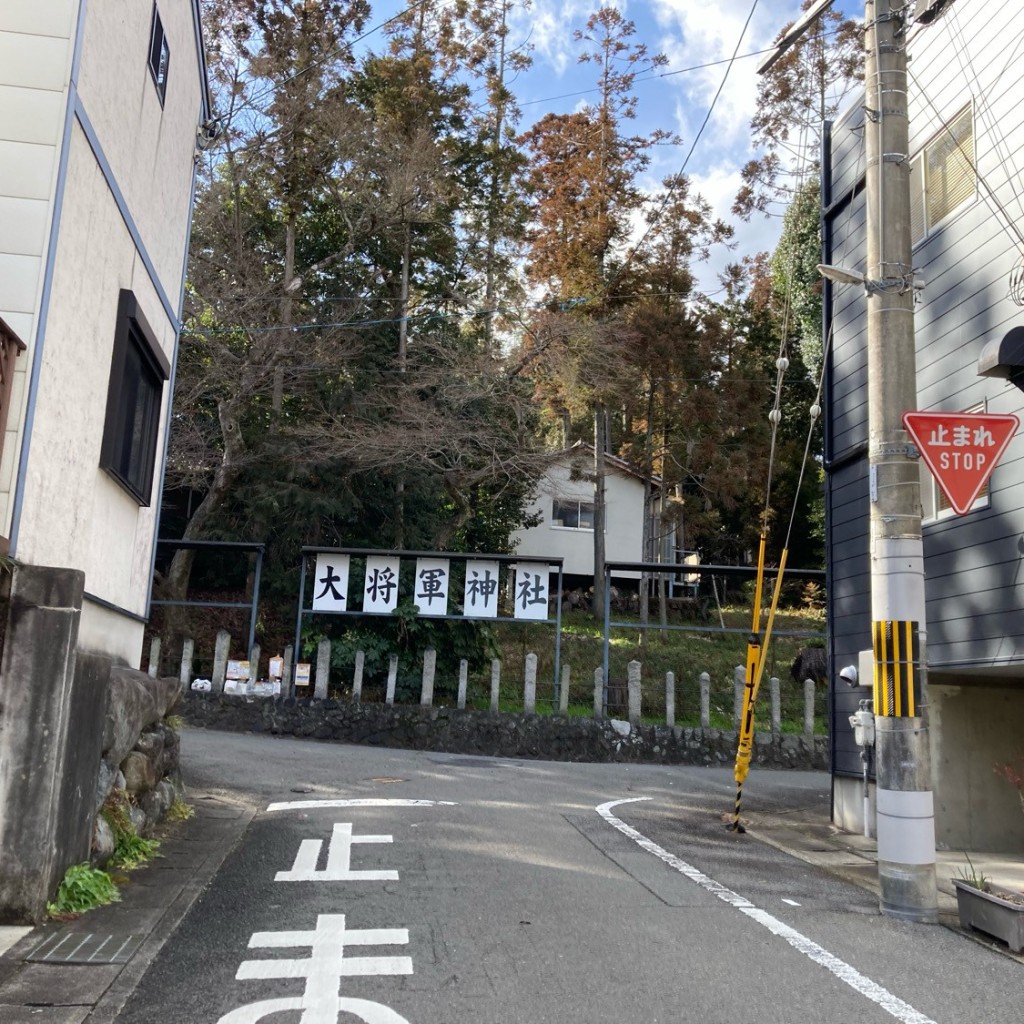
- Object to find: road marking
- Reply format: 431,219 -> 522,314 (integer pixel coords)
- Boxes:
597,798 -> 937,1024
277,823 -> 399,882
266,798 -> 458,812
782,898 -> 801,906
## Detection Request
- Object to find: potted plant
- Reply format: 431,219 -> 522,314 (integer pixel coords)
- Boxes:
952,761 -> 1024,952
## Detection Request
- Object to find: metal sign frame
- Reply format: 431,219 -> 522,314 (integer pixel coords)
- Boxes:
150,539 -> 264,655
600,560 -> 827,713
295,547 -> 564,701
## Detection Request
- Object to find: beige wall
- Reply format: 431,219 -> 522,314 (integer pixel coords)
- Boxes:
0,1 -> 205,665
76,0 -> 200,293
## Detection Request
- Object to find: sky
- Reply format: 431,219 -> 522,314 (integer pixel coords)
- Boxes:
493,0 -> 863,296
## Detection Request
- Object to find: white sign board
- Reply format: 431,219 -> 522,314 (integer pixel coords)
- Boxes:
363,555 -> 400,614
513,563 -> 549,620
414,557 -> 450,617
463,560 -> 500,618
312,553 -> 350,611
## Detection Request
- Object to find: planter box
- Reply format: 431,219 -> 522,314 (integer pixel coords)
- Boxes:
953,879 -> 1024,953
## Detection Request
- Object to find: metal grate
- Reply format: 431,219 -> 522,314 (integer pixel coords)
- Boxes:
26,931 -> 144,965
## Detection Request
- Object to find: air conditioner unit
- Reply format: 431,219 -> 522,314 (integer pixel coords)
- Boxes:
914,0 -> 953,24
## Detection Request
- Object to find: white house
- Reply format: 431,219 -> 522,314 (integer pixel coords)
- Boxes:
0,1 -> 210,919
512,444 -> 661,583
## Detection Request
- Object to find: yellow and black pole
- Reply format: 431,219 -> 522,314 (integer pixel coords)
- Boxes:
728,531 -> 767,833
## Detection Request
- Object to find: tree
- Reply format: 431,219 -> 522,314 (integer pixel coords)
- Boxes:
519,6 -> 673,616
734,1 -> 861,220
162,1 -> 546,636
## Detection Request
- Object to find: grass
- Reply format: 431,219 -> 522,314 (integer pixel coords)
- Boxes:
469,606 -> 828,733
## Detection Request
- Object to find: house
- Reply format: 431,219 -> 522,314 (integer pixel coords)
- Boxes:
0,1 -> 210,919
512,443 -> 664,589
822,0 -> 1024,851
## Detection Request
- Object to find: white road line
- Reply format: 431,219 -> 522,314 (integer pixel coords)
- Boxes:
266,798 -> 458,812
782,898 -> 801,906
597,797 -> 938,1024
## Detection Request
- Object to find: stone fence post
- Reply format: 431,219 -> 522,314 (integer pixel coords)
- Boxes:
627,660 -> 641,725
559,664 -> 571,714
148,637 -> 161,678
179,638 -> 194,688
804,678 -> 816,736
523,653 -> 537,714
386,654 -> 398,705
665,671 -> 675,728
420,648 -> 436,707
457,659 -> 468,710
490,659 -> 501,712
314,638 -> 331,700
770,676 -> 781,737
353,650 -> 364,703
212,630 -> 230,695
699,671 -> 710,728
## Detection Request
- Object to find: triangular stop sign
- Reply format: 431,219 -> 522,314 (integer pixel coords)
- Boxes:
902,411 -> 1019,515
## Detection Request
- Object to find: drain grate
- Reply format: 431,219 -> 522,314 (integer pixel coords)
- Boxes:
27,931 -> 144,965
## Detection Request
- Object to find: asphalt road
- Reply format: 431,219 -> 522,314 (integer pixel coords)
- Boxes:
111,730 -> 1021,1024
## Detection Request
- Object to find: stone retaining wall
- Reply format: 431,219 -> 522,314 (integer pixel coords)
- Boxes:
181,693 -> 829,770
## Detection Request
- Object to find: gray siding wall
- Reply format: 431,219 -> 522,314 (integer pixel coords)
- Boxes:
825,0 -> 1024,780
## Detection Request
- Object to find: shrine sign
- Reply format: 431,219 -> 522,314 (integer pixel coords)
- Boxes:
902,410 -> 1019,515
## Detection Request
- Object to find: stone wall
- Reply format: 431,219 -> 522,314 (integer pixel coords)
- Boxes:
181,693 -> 829,771
92,668 -> 185,864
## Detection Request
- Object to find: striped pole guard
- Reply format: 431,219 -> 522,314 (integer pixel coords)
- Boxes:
872,620 -> 921,717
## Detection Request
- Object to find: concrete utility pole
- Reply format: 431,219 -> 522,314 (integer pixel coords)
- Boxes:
863,0 -> 938,923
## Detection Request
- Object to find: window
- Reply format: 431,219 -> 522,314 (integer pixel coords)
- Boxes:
148,5 -> 170,105
552,498 -> 595,529
910,104 -> 975,244
100,291 -> 169,505
920,402 -> 989,521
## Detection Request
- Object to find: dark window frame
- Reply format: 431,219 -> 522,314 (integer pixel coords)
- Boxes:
148,4 -> 170,106
100,290 -> 170,506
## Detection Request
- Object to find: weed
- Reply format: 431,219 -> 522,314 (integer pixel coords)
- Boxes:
166,799 -> 195,823
165,714 -> 185,731
47,863 -> 120,918
101,789 -> 161,870
955,852 -> 990,891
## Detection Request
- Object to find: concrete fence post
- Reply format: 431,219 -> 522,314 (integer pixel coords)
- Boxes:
457,659 -> 468,710
282,644 -> 294,698
490,659 -> 501,712
148,637 -> 161,678
627,660 -> 642,725
804,678 -> 815,736
179,638 -> 194,688
559,664 -> 571,714
770,676 -> 781,737
593,668 -> 604,719
524,653 -> 537,714
353,650 -> 364,703
699,671 -> 711,728
421,648 -> 436,707
386,654 -> 399,705
212,630 -> 230,695
314,639 -> 331,700
665,671 -> 675,728
733,665 -> 746,730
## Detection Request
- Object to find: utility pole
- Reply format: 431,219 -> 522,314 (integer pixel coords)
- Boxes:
863,0 -> 938,923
